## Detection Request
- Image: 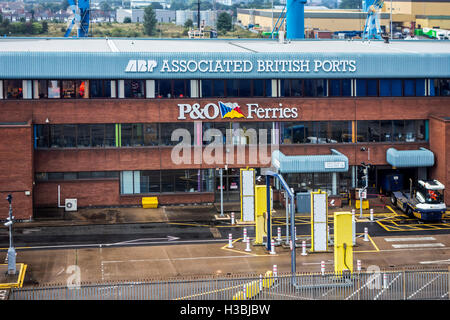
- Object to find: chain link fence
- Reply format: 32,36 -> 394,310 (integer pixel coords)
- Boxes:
10,268 -> 449,300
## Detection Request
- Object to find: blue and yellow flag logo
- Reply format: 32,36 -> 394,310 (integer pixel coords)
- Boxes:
218,101 -> 246,119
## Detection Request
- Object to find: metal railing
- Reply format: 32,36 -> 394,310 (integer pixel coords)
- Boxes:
10,268 -> 449,300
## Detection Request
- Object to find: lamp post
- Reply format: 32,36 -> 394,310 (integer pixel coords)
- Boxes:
5,194 -> 16,275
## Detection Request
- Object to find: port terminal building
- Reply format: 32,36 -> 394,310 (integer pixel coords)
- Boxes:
0,38 -> 449,219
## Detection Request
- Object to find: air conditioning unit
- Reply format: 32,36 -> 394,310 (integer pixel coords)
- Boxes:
65,199 -> 77,212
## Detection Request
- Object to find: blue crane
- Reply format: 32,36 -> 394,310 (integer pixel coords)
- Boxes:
64,0 -> 90,37
362,0 -> 384,40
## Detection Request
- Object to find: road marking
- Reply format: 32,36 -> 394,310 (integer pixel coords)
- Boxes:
391,243 -> 445,249
419,259 -> 450,264
384,237 -> 436,242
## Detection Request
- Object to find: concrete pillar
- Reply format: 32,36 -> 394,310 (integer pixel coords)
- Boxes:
190,79 -> 200,98
110,80 -> 117,98
332,172 -> 337,195
22,80 -> 32,99
271,79 -> 279,97
118,80 -> 124,98
146,80 -> 155,98
33,80 -> 39,99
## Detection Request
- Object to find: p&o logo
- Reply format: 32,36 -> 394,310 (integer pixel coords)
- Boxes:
178,101 -> 246,120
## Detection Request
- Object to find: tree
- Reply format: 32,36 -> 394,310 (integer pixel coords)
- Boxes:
217,12 -> 232,33
41,21 -> 48,33
123,17 -> 132,23
184,19 -> 193,29
143,6 -> 157,36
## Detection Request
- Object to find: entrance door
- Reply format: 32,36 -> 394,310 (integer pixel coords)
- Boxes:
215,168 -> 241,202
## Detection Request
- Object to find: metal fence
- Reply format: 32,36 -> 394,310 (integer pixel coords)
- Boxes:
10,269 -> 449,300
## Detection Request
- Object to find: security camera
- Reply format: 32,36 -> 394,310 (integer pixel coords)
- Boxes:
4,220 -> 12,227
6,194 -> 12,204
360,147 -> 366,151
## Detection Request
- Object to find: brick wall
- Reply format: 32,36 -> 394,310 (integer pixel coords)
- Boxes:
0,123 -> 33,220
429,115 -> 450,205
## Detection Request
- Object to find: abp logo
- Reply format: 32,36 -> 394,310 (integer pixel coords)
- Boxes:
219,101 -> 246,119
125,59 -> 158,72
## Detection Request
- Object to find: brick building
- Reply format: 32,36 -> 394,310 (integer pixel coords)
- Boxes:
0,38 -> 449,220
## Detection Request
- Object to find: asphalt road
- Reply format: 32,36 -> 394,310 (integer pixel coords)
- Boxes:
1,214 -> 450,251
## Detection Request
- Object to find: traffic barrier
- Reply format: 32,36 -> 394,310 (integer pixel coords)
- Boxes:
228,233 -> 233,248
231,212 -> 235,225
289,240 -> 293,251
273,265 -> 278,277
270,239 -> 276,255
243,228 -> 247,243
370,208 -> 374,221
294,226 -> 298,241
357,260 -> 362,272
245,238 -> 251,252
277,227 -> 282,242
321,261 -> 325,275
301,241 -> 307,256
364,227 -> 369,242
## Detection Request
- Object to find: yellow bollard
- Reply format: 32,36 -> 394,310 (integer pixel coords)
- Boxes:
334,212 -> 353,275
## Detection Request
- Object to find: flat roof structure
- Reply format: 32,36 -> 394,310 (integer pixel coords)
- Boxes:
0,38 -> 449,79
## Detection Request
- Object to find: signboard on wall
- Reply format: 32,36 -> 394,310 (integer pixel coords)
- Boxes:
311,190 -> 328,252
240,168 -> 255,222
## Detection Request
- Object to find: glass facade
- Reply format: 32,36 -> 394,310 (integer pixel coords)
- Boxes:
280,121 -> 352,144
2,78 -> 448,99
357,120 -> 427,143
35,120 -> 429,149
356,79 -> 426,97
201,79 -> 272,97
120,169 -> 214,194
36,171 -> 119,181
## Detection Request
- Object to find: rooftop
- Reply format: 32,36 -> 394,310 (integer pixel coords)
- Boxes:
0,37 -> 449,54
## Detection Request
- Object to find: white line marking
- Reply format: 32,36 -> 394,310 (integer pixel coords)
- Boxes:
419,259 -> 450,264
384,237 -> 436,242
391,243 -> 445,249
102,255 -> 256,264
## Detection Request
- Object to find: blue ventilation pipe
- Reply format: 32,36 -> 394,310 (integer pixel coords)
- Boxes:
286,0 -> 307,39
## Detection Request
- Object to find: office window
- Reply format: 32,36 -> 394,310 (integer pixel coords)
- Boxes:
62,124 -> 77,148
329,79 -> 351,97
160,122 -> 194,146
140,170 -> 161,193
155,79 -> 190,98
77,124 -> 91,147
431,79 -> 450,96
90,80 -> 112,98
304,79 -> 327,97
49,125 -> 63,148
3,80 -> 22,99
156,79 -> 172,98
124,80 -> 145,98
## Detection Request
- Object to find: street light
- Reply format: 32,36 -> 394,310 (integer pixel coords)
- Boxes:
5,194 -> 16,275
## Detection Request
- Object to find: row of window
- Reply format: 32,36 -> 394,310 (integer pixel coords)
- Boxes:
35,168 -> 355,196
3,79 -> 450,99
34,120 -> 428,149
120,170 -> 215,194
35,171 -> 119,181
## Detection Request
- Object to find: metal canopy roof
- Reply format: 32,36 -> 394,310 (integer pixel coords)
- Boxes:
0,38 -> 449,79
386,147 -> 435,168
271,149 -> 349,173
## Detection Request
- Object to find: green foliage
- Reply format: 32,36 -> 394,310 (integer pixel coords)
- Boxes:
143,6 -> 157,36
123,17 -> 132,23
184,19 -> 193,29
217,12 -> 232,33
